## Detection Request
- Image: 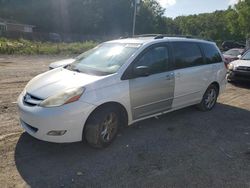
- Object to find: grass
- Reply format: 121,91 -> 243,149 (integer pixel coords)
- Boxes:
0,38 -> 97,55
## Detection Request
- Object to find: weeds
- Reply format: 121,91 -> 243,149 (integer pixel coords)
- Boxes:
0,38 -> 97,55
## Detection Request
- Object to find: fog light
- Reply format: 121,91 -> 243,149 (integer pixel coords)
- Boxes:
47,130 -> 67,136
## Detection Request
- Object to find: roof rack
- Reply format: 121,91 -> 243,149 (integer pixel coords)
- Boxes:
133,34 -> 194,38
131,34 -> 213,42
134,34 -> 162,38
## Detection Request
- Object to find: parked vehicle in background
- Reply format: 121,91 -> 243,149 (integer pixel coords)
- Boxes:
222,41 -> 245,51
49,33 -> 62,42
223,48 -> 245,65
49,58 -> 75,69
227,50 -> 250,82
18,35 -> 227,148
49,50 -> 95,69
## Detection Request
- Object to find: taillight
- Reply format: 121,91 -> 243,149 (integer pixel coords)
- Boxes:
222,56 -> 228,69
224,61 -> 228,69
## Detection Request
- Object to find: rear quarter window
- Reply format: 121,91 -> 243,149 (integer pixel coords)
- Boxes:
201,43 -> 222,64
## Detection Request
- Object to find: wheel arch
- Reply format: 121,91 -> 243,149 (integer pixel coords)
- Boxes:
210,81 -> 220,94
200,81 -> 220,103
82,101 -> 129,139
197,81 -> 220,111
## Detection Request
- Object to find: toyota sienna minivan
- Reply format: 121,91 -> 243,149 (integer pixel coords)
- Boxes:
18,35 -> 227,148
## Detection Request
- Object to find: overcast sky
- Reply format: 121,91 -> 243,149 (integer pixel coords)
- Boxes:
157,0 -> 239,18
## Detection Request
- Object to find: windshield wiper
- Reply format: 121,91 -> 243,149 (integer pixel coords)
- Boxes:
65,64 -> 81,73
72,68 -> 81,72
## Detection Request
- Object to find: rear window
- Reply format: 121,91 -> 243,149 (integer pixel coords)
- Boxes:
172,42 -> 203,69
201,43 -> 222,64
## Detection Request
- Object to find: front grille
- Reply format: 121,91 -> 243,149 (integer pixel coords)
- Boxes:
234,73 -> 250,80
237,66 -> 250,71
23,93 -> 43,106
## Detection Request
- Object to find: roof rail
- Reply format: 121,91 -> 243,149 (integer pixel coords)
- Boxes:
133,34 -> 196,39
154,35 -> 165,39
119,34 -> 214,42
134,34 -> 162,38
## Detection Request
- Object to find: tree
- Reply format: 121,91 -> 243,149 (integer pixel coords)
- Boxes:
235,0 -> 250,38
133,0 -> 166,34
0,0 -> 249,44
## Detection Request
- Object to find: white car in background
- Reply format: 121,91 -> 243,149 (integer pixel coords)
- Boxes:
49,58 -> 75,69
49,51 -> 94,69
18,35 -> 227,148
228,50 -> 250,82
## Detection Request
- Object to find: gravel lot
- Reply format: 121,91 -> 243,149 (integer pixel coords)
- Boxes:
0,55 -> 250,188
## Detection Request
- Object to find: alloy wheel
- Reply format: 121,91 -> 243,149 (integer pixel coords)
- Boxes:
100,112 -> 118,142
205,88 -> 217,109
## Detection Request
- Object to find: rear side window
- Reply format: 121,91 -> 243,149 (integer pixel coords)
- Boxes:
172,42 -> 203,69
134,46 -> 169,75
201,43 -> 222,64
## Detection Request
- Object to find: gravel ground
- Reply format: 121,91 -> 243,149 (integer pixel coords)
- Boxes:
0,55 -> 249,188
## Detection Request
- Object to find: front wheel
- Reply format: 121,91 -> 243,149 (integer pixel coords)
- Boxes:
197,85 -> 218,111
84,106 -> 120,148
227,73 -> 233,83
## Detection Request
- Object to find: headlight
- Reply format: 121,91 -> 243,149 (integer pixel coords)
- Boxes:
40,87 -> 85,107
228,63 -> 235,70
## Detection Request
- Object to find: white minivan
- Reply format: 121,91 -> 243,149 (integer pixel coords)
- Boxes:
18,36 -> 227,148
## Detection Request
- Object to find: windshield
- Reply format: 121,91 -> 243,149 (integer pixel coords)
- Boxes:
66,43 -> 141,75
242,51 -> 250,60
224,49 -> 242,56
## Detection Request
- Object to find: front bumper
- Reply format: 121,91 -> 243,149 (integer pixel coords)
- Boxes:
18,93 -> 96,143
228,70 -> 250,82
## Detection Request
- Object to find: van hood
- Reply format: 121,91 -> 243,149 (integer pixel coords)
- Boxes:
231,59 -> 250,67
25,68 -> 104,99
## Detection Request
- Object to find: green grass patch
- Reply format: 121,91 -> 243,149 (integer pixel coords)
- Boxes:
0,38 -> 97,55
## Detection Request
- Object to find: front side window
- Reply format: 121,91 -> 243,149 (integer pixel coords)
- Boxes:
134,46 -> 169,75
201,43 -> 222,64
66,43 -> 141,75
172,42 -> 203,69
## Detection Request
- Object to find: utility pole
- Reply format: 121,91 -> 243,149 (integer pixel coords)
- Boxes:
132,0 -> 140,37
246,34 -> 250,50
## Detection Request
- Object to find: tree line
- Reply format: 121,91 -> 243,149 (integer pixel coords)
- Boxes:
0,0 -> 249,43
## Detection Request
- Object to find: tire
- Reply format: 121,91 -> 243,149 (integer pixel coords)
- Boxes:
197,85 -> 218,111
84,106 -> 120,148
227,77 -> 234,83
227,75 -> 233,83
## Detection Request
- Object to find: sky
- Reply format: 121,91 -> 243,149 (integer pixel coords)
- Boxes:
157,0 -> 239,18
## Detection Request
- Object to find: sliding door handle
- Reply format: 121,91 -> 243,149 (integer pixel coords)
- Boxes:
166,72 -> 174,80
176,72 -> 181,78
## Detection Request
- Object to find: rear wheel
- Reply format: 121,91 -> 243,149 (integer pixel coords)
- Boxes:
197,85 -> 218,111
84,106 -> 120,148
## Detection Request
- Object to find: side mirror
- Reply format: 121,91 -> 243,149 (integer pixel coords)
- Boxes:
134,66 -> 150,77
237,55 -> 242,59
